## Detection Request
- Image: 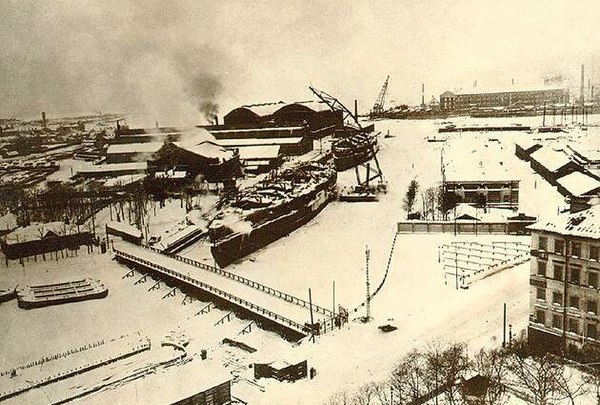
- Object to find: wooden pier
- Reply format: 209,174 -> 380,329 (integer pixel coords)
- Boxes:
113,242 -> 335,338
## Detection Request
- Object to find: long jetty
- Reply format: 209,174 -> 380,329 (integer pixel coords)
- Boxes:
113,242 -> 335,338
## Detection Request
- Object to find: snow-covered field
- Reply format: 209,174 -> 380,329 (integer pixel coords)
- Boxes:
2,116 -> 599,404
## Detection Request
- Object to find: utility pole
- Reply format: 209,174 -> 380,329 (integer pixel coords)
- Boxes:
503,303 -> 507,348
365,245 -> 371,321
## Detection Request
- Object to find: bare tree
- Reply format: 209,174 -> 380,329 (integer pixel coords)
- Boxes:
471,347 -> 510,404
423,341 -> 470,404
326,389 -> 350,405
390,349 -> 428,403
351,382 -> 378,405
506,352 -> 585,405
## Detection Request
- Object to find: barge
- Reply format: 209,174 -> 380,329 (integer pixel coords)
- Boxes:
17,278 -> 108,309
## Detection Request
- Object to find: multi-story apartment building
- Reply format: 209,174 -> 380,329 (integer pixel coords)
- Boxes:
528,204 -> 600,354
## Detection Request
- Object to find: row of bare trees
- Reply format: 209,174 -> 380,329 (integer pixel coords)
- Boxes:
325,336 -> 600,405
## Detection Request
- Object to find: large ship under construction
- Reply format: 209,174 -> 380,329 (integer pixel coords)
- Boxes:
208,162 -> 337,267
332,131 -> 378,171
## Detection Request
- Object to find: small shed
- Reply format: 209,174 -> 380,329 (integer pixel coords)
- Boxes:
254,359 -> 308,382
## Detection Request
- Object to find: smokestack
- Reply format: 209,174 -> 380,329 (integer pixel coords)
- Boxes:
580,64 -> 585,106
421,83 -> 425,107
155,121 -> 159,128
41,112 -> 47,128
512,78 -> 514,86
354,99 -> 358,118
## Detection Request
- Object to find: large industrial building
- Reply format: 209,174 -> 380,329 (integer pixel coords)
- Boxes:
528,203 -> 600,355
440,88 -> 570,112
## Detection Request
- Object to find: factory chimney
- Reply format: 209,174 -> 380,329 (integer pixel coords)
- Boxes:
421,83 -> 425,107
580,64 -> 585,106
41,112 -> 47,128
512,78 -> 515,86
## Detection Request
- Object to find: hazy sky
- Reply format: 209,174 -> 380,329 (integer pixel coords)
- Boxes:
2,0 -> 600,125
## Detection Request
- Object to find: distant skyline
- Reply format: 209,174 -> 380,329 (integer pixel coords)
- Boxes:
2,0 -> 600,125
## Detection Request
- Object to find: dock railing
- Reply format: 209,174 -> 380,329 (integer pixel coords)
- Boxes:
142,245 -> 333,317
114,248 -> 308,335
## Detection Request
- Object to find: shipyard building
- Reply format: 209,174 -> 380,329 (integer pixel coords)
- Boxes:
440,88 -> 570,112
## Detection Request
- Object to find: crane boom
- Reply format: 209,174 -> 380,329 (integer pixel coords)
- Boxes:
372,76 -> 390,115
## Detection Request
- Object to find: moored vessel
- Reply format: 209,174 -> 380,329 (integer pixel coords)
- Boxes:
17,278 -> 109,309
208,162 -> 336,267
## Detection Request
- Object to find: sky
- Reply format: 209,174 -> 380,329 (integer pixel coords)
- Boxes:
2,0 -> 600,125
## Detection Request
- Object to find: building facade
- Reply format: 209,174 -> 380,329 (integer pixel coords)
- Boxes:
440,88 -> 570,111
528,204 -> 600,354
444,179 -> 519,208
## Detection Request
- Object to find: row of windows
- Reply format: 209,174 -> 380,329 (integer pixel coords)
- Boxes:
536,288 -> 598,313
535,310 -> 598,338
537,260 -> 600,286
538,236 -> 600,260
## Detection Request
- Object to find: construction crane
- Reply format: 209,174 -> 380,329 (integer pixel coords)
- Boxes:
309,85 -> 386,201
371,76 -> 390,117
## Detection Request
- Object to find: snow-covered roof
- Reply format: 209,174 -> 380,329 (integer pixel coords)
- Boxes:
209,126 -> 304,134
103,173 -> 147,187
528,204 -> 600,240
238,145 -> 281,160
3,221 -> 73,244
76,162 -> 147,174
106,221 -> 142,238
0,212 -> 17,231
529,147 -> 572,173
106,142 -> 162,155
556,172 -> 600,197
174,140 -> 235,160
239,102 -> 286,117
514,139 -> 541,152
216,137 -> 304,147
454,86 -> 565,96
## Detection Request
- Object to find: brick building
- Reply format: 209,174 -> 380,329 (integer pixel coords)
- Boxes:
440,88 -> 569,112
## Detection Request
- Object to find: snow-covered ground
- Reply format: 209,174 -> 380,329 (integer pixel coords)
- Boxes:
2,116 -> 599,404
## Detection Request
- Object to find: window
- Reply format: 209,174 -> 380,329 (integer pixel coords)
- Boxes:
589,271 -> 599,288
555,239 -> 565,255
569,318 -> 579,334
588,300 -> 598,314
569,295 -> 580,309
553,264 -> 563,280
571,242 -> 581,257
536,310 -> 546,325
537,261 -> 547,277
539,236 -> 548,251
570,268 -> 581,284
588,323 -> 598,339
553,314 -> 563,329
536,288 -> 545,300
591,246 -> 599,261
552,291 -> 563,305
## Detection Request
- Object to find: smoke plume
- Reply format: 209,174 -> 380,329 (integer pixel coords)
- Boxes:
0,0 -> 238,126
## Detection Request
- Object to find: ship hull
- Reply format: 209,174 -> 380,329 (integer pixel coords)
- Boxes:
333,147 -> 375,171
211,186 -> 334,268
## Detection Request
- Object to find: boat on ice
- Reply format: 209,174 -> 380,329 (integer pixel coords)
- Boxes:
208,162 -> 337,267
17,278 -> 109,309
0,286 -> 16,303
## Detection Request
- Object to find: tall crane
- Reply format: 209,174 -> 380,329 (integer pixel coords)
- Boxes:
371,76 -> 390,117
309,85 -> 387,201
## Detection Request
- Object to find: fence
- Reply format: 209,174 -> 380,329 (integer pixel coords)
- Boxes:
143,245 -> 333,317
398,221 -> 534,235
